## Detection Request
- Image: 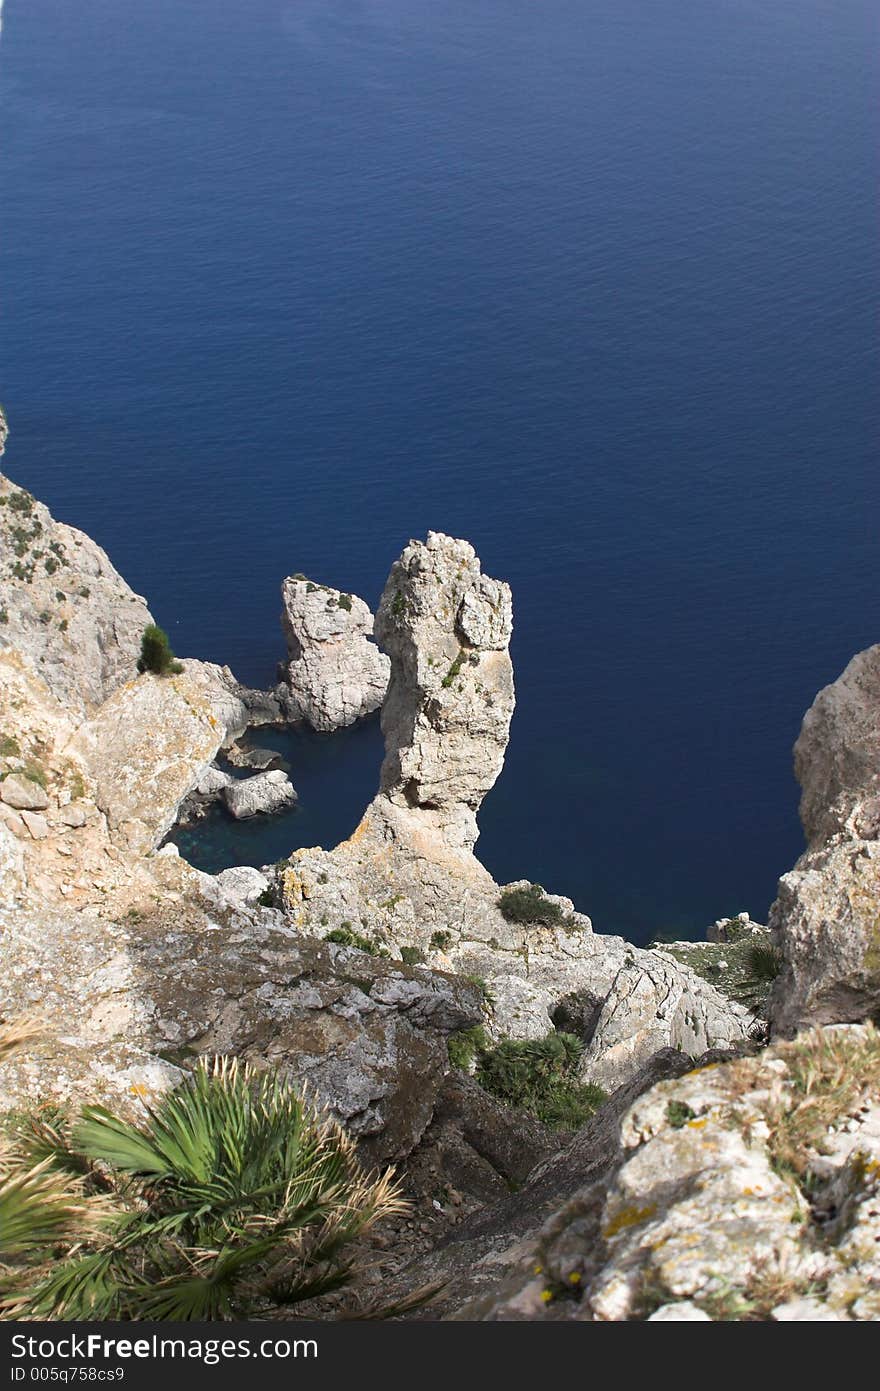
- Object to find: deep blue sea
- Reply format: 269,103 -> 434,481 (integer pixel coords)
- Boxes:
0,0 -> 877,943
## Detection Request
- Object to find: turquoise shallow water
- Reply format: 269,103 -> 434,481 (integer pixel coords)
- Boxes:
0,1 -> 877,942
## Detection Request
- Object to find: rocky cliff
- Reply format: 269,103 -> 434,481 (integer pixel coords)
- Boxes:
770,644 -> 880,1034
278,532 -> 752,1089
2,445 -> 880,1320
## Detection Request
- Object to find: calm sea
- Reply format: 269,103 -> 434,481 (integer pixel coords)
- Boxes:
1,0 -> 877,942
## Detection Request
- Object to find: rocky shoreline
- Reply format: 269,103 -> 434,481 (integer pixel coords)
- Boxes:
2,412 -> 880,1320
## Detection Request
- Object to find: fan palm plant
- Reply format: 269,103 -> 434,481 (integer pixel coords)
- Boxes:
3,1055 -> 405,1320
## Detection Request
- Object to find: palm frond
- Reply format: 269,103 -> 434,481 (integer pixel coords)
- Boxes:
0,1157 -> 90,1256
0,1017 -> 44,1064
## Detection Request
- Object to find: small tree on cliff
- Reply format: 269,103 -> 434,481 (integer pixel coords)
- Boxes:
137,624 -> 183,677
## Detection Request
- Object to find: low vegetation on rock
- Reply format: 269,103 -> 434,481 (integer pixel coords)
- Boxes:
448,1026 -> 607,1130
324,924 -> 389,958
498,883 -> 567,927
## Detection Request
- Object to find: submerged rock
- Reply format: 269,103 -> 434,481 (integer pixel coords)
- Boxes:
224,741 -> 282,771
278,575 -> 389,732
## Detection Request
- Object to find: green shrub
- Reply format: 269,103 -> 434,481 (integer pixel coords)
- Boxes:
746,940 -> 782,983
474,1032 -> 607,1130
666,1100 -> 696,1129
441,649 -> 466,689
7,490 -> 34,515
498,884 -> 565,927
430,930 -> 454,951
338,593 -> 353,613
137,625 -> 183,677
325,926 -> 386,957
400,946 -> 425,967
0,734 -> 20,760
447,1026 -> 489,1072
7,1057 -> 403,1321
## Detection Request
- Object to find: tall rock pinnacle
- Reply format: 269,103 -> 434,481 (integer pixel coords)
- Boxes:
374,532 -> 514,847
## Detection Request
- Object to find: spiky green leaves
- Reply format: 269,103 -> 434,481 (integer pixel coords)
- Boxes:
3,1057 -> 405,1321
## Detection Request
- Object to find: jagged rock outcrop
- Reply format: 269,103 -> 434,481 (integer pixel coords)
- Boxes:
794,644 -> 880,848
770,644 -> 880,1036
278,576 -> 389,731
0,885 -> 482,1162
375,532 -> 515,848
0,472 -> 154,714
177,659 -> 283,742
577,952 -> 753,1091
443,1026 -> 880,1321
277,534 -> 751,1088
223,768 -> 297,819
67,671 -> 227,856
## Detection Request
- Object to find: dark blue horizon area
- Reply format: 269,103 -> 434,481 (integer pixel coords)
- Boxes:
1,0 -> 877,943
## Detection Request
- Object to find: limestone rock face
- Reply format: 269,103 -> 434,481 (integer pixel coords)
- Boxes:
0,889 -> 482,1162
794,644 -> 880,848
578,954 -> 753,1092
176,660 -> 283,743
375,532 -> 514,847
770,643 -> 880,1036
278,577 -> 389,731
223,768 -> 297,819
67,671 -> 226,856
0,472 -> 153,715
770,842 -> 880,1035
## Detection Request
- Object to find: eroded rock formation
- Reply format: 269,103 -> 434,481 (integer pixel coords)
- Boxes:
278,575 -> 389,731
770,644 -> 880,1035
0,472 -> 153,714
278,533 -> 752,1088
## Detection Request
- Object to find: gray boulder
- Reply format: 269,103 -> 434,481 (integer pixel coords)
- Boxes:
0,773 -> 50,812
223,769 -> 297,819
0,895 -> 483,1163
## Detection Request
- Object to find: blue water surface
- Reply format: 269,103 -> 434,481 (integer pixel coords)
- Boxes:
0,0 -> 877,942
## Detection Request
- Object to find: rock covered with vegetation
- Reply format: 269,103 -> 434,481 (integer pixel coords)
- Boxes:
278,573 -> 389,731
0,1030 -> 405,1321
770,643 -> 880,1035
449,1025 -> 880,1320
0,471 -> 154,715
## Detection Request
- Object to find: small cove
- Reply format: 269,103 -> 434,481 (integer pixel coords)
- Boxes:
167,718 -> 385,874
